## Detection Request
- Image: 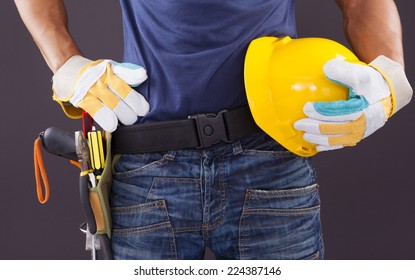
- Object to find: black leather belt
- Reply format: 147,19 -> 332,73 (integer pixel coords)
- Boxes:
111,106 -> 261,154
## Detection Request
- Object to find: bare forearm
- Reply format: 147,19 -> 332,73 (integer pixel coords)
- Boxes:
336,0 -> 404,67
14,0 -> 81,72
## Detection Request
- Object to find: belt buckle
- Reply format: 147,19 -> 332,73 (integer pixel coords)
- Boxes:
188,110 -> 231,149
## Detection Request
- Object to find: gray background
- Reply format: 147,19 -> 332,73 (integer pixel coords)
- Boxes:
0,0 -> 414,260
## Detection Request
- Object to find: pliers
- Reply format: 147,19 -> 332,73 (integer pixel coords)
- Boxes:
75,131 -> 97,235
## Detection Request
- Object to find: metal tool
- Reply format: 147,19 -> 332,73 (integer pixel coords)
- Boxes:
75,130 -> 99,259
35,126 -> 112,259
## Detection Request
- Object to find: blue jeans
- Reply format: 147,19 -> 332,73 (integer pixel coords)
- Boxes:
110,131 -> 324,259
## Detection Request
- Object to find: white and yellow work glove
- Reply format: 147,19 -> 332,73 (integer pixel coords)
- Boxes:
52,55 -> 149,132
294,55 -> 412,151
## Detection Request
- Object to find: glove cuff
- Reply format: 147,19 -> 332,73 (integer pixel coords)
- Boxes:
370,55 -> 413,116
52,55 -> 92,100
51,55 -> 92,119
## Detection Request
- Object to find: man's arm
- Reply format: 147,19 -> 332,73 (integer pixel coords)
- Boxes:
14,0 -> 81,73
294,0 -> 412,153
14,0 -> 149,132
336,0 -> 404,67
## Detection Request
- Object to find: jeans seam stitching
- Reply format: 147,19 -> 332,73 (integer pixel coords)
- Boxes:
112,221 -> 171,235
241,150 -> 294,158
242,205 -> 321,216
174,226 -> 203,233
111,200 -> 166,214
239,190 -> 251,260
114,158 -> 169,179
210,153 -> 227,230
246,184 -> 318,197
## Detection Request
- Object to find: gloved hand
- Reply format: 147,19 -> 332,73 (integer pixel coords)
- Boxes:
294,55 -> 412,152
52,55 -> 149,132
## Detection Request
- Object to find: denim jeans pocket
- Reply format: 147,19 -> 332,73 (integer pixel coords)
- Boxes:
239,184 -> 323,260
111,200 -> 177,259
110,175 -> 203,259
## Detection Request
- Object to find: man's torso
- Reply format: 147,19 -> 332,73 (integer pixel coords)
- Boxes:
120,0 -> 296,122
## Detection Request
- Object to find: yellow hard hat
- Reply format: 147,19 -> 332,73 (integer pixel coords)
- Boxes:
244,36 -> 362,157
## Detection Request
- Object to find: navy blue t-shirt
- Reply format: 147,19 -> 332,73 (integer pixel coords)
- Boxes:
119,0 -> 296,123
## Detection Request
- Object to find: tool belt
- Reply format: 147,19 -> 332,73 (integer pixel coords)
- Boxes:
112,106 -> 261,154
34,127 -> 113,259
33,106 -> 259,259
